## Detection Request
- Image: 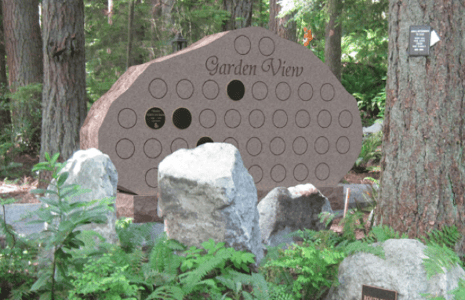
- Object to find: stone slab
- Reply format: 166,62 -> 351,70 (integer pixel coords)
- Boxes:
115,191 -> 135,219
80,26 -> 363,198
0,184 -> 377,244
319,185 -> 344,210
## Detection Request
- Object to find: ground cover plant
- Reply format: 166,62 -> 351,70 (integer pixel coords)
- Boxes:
1,98 -> 464,299
1,150 -> 465,300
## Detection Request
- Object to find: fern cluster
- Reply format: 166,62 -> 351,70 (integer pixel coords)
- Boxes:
1,153 -> 465,299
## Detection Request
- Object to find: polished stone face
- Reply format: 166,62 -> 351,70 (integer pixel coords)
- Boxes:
81,26 -> 362,196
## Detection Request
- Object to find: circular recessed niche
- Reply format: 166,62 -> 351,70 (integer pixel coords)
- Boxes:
298,82 -> 313,101
148,78 -> 168,99
292,136 -> 308,155
173,107 -> 192,129
223,137 -> 239,149
315,163 -> 330,181
224,109 -> 241,128
196,137 -> 214,147
252,81 -> 268,100
246,137 -> 262,156
227,80 -> 245,101
270,137 -> 286,155
170,138 -> 189,153
145,168 -> 158,188
199,109 -> 216,128
275,82 -> 291,101
144,138 -> 162,159
270,164 -> 286,183
336,136 -> 350,154
295,110 -> 311,128
115,138 -> 135,159
249,109 -> 265,128
338,110 -> 353,128
202,80 -> 220,100
258,37 -> 275,56
273,110 -> 288,128
176,79 -> 194,99
317,110 -> 332,128
248,165 -> 263,184
321,83 -> 335,101
145,107 -> 165,130
118,108 -> 137,129
293,163 -> 309,181
234,35 -> 251,55
314,136 -> 330,154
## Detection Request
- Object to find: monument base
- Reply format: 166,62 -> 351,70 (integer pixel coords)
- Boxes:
117,185 -> 344,224
116,191 -> 163,223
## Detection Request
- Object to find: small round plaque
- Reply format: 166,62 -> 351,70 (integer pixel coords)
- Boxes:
145,107 -> 165,129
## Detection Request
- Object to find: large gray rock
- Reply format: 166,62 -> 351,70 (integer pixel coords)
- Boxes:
36,148 -> 119,264
258,183 -> 334,251
157,142 -> 264,269
362,118 -> 383,142
325,239 -> 465,300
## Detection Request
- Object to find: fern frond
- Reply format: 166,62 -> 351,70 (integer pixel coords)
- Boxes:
341,239 -> 386,259
216,269 -> 273,299
116,222 -> 156,253
147,233 -> 188,276
177,249 -> 233,294
422,242 -> 463,281
417,224 -> 462,250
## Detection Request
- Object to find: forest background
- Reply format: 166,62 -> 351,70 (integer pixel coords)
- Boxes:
0,0 -> 388,166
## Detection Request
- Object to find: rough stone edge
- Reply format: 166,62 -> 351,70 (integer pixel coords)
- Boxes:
80,30 -> 230,150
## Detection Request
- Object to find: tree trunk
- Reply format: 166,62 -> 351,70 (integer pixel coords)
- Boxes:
221,0 -> 253,31
374,0 -> 465,259
38,0 -> 87,191
150,0 -> 176,57
108,0 -> 113,24
126,0 -> 135,70
324,0 -> 342,82
0,3 -> 11,134
132,0 -> 146,65
268,0 -> 296,43
2,0 -> 43,153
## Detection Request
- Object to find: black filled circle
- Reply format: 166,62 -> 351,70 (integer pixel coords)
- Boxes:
196,137 -> 214,147
145,107 -> 165,130
173,108 -> 192,130
227,80 -> 245,101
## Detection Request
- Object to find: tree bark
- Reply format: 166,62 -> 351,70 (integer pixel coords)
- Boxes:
2,0 -> 43,153
374,0 -> 465,259
126,0 -> 135,69
132,0 -> 147,65
0,3 -> 11,134
150,0 -> 176,57
38,0 -> 87,190
221,0 -> 253,31
268,0 -> 296,43
324,0 -> 343,82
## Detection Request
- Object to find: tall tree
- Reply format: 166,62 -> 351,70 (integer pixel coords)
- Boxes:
126,0 -> 135,69
268,0 -> 296,42
324,0 -> 343,81
374,0 -> 465,259
2,0 -> 43,153
38,0 -> 87,191
0,3 -> 10,134
132,0 -> 148,65
221,0 -> 253,31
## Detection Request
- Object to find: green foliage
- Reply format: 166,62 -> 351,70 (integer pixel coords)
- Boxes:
2,153 -> 465,299
0,83 -> 43,178
3,83 -> 43,154
353,127 -> 384,172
